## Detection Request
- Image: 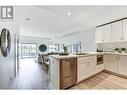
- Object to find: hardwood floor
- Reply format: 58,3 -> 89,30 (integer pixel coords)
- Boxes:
10,59 -> 127,90
11,58 -> 49,89
69,72 -> 127,90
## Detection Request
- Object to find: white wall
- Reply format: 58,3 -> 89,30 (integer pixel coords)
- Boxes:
20,36 -> 53,55
57,28 -> 96,52
0,20 -> 18,89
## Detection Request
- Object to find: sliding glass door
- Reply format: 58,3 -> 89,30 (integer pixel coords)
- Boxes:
20,43 -> 37,58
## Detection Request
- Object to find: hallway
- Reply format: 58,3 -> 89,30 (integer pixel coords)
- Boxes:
11,58 -> 49,89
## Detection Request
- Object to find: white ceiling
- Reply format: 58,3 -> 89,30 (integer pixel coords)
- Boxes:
15,6 -> 127,38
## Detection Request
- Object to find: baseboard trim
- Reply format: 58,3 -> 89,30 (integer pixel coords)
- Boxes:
104,70 -> 127,79
76,70 -> 104,84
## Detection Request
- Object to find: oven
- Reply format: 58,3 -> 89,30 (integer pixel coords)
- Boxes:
97,54 -> 103,65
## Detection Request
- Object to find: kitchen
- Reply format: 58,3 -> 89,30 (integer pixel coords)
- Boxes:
1,0 -> 127,95
49,16 -> 127,89
1,6 -> 127,90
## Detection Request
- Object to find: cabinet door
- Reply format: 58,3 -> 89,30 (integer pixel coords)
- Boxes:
77,60 -> 89,82
112,21 -> 123,42
87,57 -> 96,75
118,56 -> 127,76
104,55 -> 117,72
104,54 -> 111,71
77,56 -> 96,82
60,58 -> 77,89
49,57 -> 60,89
95,27 -> 103,43
96,64 -> 104,73
60,59 -> 76,78
103,24 -> 112,42
122,19 -> 127,41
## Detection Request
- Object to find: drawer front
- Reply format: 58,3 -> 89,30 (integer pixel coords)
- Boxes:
60,58 -> 76,77
78,57 -> 90,62
78,56 -> 96,62
60,58 -> 77,89
61,76 -> 75,89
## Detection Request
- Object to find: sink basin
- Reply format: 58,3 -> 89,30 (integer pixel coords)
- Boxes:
75,53 -> 89,55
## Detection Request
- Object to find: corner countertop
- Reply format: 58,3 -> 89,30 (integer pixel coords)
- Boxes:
49,52 -> 127,59
49,52 -> 97,59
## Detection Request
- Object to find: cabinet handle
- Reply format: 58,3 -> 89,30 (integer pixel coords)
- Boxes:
65,75 -> 73,78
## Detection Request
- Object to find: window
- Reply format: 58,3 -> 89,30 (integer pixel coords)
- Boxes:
49,44 -> 60,53
54,44 -> 60,53
20,43 -> 37,58
72,42 -> 81,53
49,45 -> 53,53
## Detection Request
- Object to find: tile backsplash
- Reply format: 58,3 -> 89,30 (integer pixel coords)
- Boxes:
97,42 -> 127,52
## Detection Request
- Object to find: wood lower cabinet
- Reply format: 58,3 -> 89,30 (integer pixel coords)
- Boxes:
60,58 -> 77,89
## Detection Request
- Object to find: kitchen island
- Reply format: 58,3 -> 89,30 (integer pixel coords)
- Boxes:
49,52 -> 127,89
48,53 -> 100,89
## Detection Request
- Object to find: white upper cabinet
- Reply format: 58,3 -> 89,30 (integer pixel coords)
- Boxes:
95,27 -> 103,43
103,24 -> 112,43
95,19 -> 126,43
111,21 -> 123,42
95,24 -> 112,43
122,19 -> 127,41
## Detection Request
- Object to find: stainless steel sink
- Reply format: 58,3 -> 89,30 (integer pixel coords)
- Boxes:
75,53 -> 89,55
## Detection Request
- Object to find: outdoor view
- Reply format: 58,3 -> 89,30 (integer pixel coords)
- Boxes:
20,43 -> 37,58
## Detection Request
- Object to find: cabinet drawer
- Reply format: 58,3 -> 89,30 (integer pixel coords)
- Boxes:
78,56 -> 95,62
61,76 -> 75,89
60,58 -> 76,78
60,58 -> 77,89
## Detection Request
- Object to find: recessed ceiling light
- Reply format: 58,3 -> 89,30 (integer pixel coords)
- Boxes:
67,11 -> 72,16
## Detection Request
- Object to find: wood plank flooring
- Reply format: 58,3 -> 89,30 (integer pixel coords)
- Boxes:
69,72 -> 127,90
10,58 -> 49,89
10,59 -> 127,90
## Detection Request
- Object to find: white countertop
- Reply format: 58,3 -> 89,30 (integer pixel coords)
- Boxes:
49,52 -> 127,59
49,52 -> 97,59
103,52 -> 127,56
